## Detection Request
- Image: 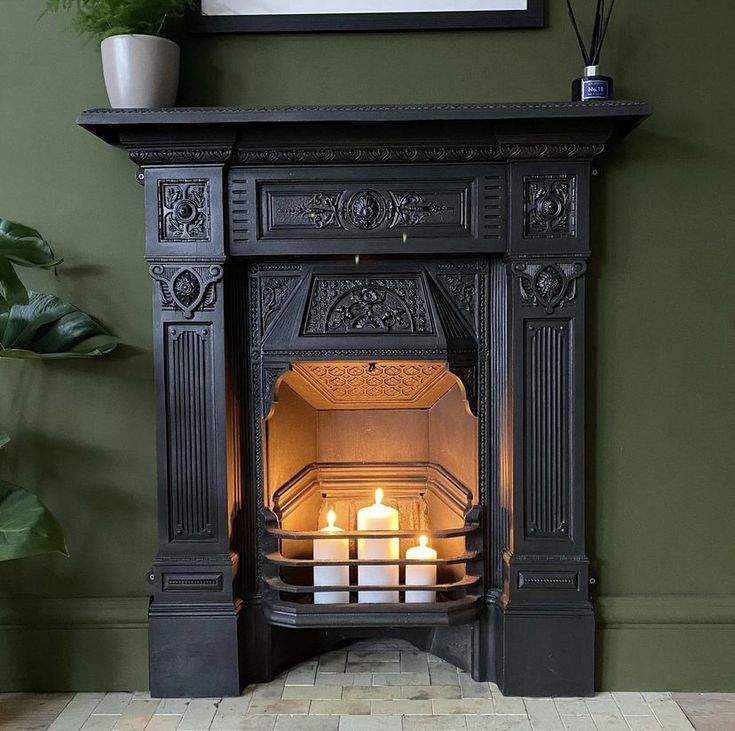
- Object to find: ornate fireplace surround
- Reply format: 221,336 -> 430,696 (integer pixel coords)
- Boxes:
80,101 -> 650,698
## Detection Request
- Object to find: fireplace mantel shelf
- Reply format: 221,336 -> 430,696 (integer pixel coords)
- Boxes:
78,100 -> 650,148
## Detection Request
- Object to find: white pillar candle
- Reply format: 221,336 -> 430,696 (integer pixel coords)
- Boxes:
357,488 -> 399,603
313,509 -> 350,604
405,535 -> 437,603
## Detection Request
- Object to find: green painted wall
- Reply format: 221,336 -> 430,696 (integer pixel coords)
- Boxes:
1,0 -> 733,692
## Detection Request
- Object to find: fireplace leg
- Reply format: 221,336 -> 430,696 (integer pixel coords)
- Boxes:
149,605 -> 241,698
494,604 -> 595,697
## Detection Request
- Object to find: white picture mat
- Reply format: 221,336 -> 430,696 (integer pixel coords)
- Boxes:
202,0 -> 527,16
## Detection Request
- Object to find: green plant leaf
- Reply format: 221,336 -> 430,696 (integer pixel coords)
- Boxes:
0,258 -> 29,308
0,291 -> 117,359
0,219 -> 61,269
0,479 -> 68,561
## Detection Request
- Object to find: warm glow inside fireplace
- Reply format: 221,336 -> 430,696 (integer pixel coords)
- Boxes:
260,361 -> 482,617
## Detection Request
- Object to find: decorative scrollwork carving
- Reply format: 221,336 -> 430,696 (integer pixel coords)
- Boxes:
150,264 -> 223,318
304,275 -> 433,335
282,193 -> 339,229
280,189 -> 452,231
523,175 -> 577,239
511,260 -> 586,314
158,180 -> 211,242
260,277 -> 294,331
437,274 -> 476,314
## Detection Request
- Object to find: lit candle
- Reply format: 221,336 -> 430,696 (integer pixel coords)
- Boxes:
405,535 -> 437,603
357,488 -> 399,603
313,509 -> 350,604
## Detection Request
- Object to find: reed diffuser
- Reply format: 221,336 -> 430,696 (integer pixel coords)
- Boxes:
567,0 -> 616,101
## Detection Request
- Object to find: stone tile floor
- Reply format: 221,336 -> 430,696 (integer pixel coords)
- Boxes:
1,641 -> 731,731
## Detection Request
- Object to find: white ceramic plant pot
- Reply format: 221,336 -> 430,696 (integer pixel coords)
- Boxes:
100,34 -> 180,108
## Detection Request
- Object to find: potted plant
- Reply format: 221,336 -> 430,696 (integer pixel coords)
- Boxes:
0,218 -> 117,561
45,0 -> 194,108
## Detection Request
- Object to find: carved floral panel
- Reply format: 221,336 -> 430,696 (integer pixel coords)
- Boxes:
158,179 -> 211,242
523,175 -> 577,239
303,274 -> 434,335
150,264 -> 223,318
511,260 -> 586,315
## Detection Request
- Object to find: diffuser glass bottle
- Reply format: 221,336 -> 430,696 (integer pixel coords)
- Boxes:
572,65 -> 614,101
567,0 -> 616,102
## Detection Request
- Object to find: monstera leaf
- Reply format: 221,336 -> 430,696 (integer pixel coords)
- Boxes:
0,219 -> 61,311
0,291 -> 117,359
0,479 -> 68,561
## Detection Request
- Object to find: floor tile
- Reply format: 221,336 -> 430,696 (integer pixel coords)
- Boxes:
553,699 -> 588,716
49,694 -> 108,730
348,651 -> 400,663
524,697 -> 564,730
342,687 -> 402,700
81,717 -> 121,731
284,664 -> 317,686
94,694 -> 134,716
400,652 -> 429,674
155,699 -> 191,715
210,696 -> 257,730
213,715 -> 275,731
433,698 -> 494,715
624,716 -> 663,731
612,691 -> 650,716
372,672 -> 430,687
491,693 -> 526,715
282,685 -> 343,700
560,716 -> 596,731
458,673 -> 491,698
143,717 -> 181,731
319,652 -> 349,673
338,715 -> 403,731
309,699 -> 371,715
316,673 -> 373,687
178,698 -> 220,731
248,700 -> 310,715
402,715 -> 468,730
276,714 -> 339,730
401,685 -> 461,700
429,662 -> 460,686
346,662 -> 402,674
370,699 -> 432,715
113,699 -> 160,730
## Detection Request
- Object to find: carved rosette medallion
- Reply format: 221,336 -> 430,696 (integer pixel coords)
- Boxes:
512,260 -> 586,314
150,264 -> 223,318
523,175 -> 576,239
348,190 -> 387,230
282,189 -> 452,231
304,275 -> 433,335
158,179 -> 211,242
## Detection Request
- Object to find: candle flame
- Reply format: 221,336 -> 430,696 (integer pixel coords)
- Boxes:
374,488 -> 384,505
327,509 -> 336,529
419,535 -> 428,548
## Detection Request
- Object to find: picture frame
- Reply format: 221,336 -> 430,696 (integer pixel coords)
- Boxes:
191,0 -> 545,34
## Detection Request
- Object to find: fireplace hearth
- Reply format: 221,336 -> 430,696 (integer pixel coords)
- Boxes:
80,101 -> 650,699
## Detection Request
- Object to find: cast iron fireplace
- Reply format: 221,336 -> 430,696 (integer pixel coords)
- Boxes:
80,101 -> 650,699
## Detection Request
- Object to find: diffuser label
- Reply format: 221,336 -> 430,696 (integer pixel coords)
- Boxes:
581,79 -> 610,100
